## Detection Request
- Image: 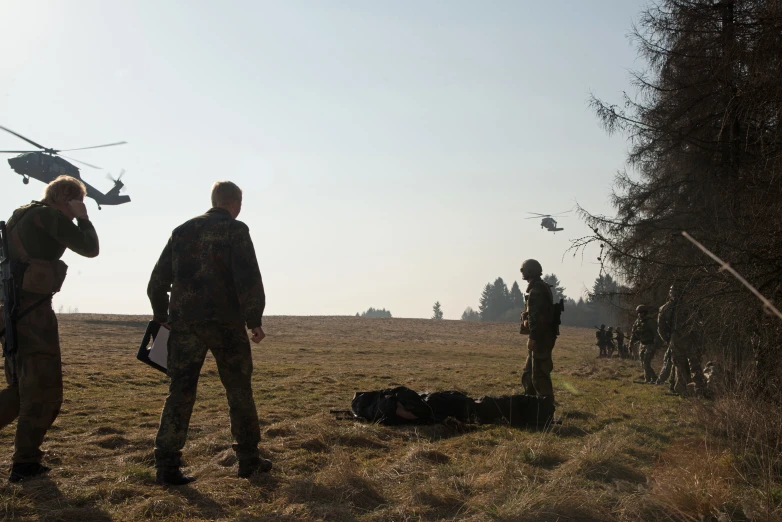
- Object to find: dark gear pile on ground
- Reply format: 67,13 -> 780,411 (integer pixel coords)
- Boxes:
348,386 -> 556,428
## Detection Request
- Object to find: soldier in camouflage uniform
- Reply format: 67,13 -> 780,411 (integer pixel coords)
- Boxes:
606,326 -> 616,357
631,305 -> 658,383
615,327 -> 626,358
596,325 -> 607,357
147,181 -> 269,485
657,285 -> 705,397
519,259 -> 556,409
0,176 -> 99,482
654,344 -> 685,391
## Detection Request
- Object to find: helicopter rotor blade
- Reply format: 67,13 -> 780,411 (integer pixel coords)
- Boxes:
525,216 -> 550,219
59,141 -> 127,152
0,150 -> 39,153
60,154 -> 102,170
0,125 -> 48,150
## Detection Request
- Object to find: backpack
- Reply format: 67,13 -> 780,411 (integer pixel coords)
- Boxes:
351,386 -> 432,425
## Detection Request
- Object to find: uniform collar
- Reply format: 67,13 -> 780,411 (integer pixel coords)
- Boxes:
525,277 -> 541,292
206,207 -> 232,218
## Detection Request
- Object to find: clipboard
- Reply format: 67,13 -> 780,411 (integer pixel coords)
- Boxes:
137,321 -> 169,374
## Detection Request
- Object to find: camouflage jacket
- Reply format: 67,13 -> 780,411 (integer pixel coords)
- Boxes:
657,300 -> 679,343
631,315 -> 656,345
525,278 -> 554,341
147,208 -> 265,329
6,201 -> 99,262
595,329 -> 605,344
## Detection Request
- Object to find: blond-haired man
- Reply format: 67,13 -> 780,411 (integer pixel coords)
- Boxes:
148,181 -> 268,485
0,175 -> 99,482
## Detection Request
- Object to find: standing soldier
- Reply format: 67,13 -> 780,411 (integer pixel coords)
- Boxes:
657,284 -> 706,397
615,327 -> 626,358
606,326 -> 616,357
518,259 -> 556,409
0,176 -> 99,482
147,181 -> 269,485
631,305 -> 658,383
596,325 -> 607,357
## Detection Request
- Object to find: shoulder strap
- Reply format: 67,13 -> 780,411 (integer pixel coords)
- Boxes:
6,204 -> 41,264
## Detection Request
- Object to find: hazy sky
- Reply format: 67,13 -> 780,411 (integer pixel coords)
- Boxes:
0,1 -> 646,319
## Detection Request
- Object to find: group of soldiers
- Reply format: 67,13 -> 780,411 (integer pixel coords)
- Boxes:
601,286 -> 707,397
1,176 -> 270,485
595,324 -> 634,359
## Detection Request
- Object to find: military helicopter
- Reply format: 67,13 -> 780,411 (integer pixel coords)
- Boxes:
0,125 -> 130,209
526,211 -> 569,232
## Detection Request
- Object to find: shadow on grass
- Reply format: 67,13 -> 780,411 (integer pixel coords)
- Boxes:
562,410 -> 596,420
628,423 -> 672,443
550,424 -> 589,438
170,485 -> 226,519
20,476 -> 112,522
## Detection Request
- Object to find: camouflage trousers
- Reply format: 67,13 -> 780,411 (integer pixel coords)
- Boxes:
155,321 -> 261,469
641,343 -> 658,383
671,336 -> 705,396
0,298 -> 62,464
521,335 -> 555,404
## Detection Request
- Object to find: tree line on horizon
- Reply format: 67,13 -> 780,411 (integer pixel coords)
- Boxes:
461,273 -> 625,328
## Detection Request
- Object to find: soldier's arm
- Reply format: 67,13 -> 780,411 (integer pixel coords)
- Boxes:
231,222 -> 265,330
45,210 -> 100,258
147,237 -> 173,324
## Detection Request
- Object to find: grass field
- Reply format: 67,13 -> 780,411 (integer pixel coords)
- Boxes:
0,315 -> 777,521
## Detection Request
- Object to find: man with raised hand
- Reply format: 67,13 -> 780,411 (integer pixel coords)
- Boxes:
0,175 -> 99,482
147,181 -> 268,485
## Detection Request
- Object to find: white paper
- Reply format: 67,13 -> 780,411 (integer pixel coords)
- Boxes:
149,326 -> 169,369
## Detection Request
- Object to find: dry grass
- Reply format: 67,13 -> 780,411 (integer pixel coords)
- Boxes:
0,316 -> 778,521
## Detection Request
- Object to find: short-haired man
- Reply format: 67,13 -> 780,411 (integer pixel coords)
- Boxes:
0,175 -> 99,482
148,181 -> 269,485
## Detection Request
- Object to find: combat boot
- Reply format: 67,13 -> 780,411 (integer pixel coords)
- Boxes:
155,467 -> 195,486
238,457 -> 273,478
9,463 -> 51,483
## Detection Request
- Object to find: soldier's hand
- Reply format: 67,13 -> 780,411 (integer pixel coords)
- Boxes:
251,327 -> 265,344
68,200 -> 89,220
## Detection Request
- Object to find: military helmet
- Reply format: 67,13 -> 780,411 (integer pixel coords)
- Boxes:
635,304 -> 648,314
600,324 -> 605,329
668,283 -> 678,300
520,259 -> 543,279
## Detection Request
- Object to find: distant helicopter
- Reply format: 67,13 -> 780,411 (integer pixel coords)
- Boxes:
0,125 -> 130,209
526,212 -> 569,232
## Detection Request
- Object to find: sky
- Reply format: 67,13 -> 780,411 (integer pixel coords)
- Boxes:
0,1 -> 647,319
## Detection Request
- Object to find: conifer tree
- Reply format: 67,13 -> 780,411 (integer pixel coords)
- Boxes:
432,301 -> 444,320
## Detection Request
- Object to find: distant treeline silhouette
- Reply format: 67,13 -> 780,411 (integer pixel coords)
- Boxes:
356,307 -> 392,318
462,273 -> 624,328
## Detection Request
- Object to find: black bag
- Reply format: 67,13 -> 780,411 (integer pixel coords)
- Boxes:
474,394 -> 555,427
421,391 -> 476,423
351,386 -> 432,425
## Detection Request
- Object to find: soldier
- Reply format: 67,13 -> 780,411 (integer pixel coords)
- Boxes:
0,176 -> 99,482
655,345 -> 685,392
147,181 -> 269,485
596,325 -> 607,357
606,326 -> 616,357
657,284 -> 706,397
615,327 -> 626,358
519,259 -> 556,409
630,305 -> 658,383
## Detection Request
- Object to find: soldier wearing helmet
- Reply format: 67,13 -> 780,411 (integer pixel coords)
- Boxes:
595,325 -> 607,357
518,259 -> 556,411
630,304 -> 658,383
658,283 -> 706,397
